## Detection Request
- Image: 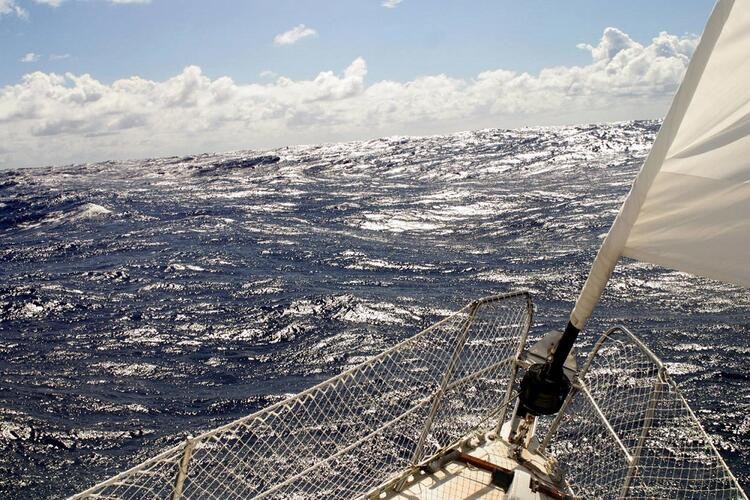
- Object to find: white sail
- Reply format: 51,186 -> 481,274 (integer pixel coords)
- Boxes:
571,0 -> 749,329
624,0 -> 750,284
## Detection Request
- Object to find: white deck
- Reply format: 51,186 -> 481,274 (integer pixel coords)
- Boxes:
381,436 -> 560,499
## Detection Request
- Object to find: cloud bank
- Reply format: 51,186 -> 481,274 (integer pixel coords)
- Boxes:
1,28 -> 698,168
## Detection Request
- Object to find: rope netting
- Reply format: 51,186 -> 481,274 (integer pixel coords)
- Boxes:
539,326 -> 746,499
72,292 -> 533,499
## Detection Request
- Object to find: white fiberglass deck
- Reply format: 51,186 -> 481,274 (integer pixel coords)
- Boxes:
383,435 -> 558,500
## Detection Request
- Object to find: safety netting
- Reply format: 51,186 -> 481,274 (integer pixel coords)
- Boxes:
539,326 -> 746,499
71,296 -> 747,499
72,292 -> 533,499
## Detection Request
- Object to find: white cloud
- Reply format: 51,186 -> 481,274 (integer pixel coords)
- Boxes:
50,53 -> 71,60
3,0 -> 150,17
259,70 -> 277,79
0,0 -> 27,18
33,0 -> 63,7
20,52 -> 40,63
28,0 -> 151,7
0,28 -> 698,168
382,0 -> 402,8
273,24 -> 317,45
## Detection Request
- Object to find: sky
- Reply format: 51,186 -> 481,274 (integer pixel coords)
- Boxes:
0,0 -> 715,169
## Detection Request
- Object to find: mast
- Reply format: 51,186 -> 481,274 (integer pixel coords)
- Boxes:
519,0 -> 739,415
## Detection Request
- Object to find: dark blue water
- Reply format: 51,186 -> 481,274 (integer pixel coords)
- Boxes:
0,121 -> 747,498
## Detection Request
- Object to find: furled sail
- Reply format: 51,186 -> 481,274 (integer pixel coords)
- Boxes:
570,0 -> 750,329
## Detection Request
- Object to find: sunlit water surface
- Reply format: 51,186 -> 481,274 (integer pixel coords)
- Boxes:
0,120 -> 747,497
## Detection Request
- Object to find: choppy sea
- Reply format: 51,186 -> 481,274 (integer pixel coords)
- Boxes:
0,120 -> 747,498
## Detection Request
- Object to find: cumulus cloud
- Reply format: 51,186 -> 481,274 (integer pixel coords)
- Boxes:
273,24 -> 317,45
382,0 -> 403,8
0,0 -> 27,18
20,52 -> 40,63
0,28 -> 698,168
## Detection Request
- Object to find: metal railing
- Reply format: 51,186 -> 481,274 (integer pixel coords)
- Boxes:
539,326 -> 747,500
71,292 -> 533,499
71,305 -> 747,499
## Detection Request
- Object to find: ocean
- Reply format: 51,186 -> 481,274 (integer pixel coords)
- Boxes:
0,120 -> 747,498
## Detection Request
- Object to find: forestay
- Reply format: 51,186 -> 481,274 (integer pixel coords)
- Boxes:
571,0 -> 750,329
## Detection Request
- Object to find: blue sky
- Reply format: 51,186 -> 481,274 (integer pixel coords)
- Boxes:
2,0 -> 713,85
0,0 -> 715,168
